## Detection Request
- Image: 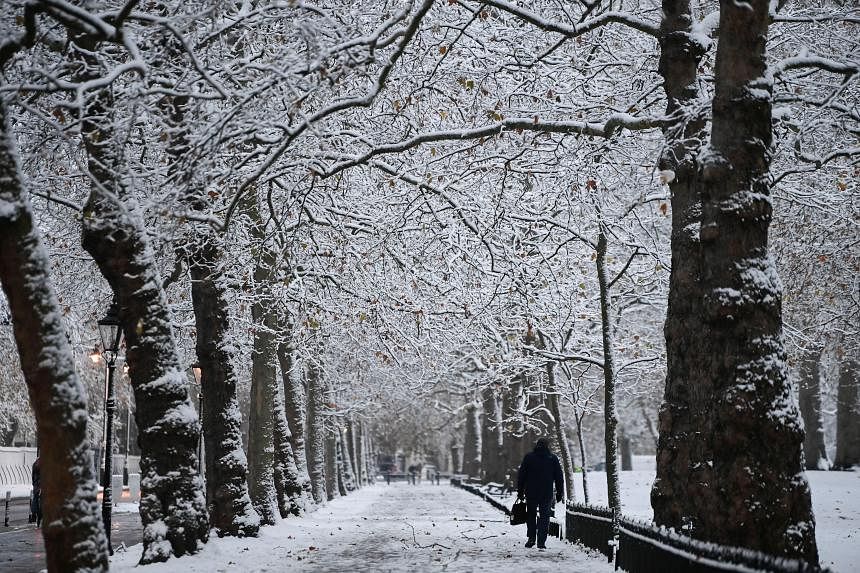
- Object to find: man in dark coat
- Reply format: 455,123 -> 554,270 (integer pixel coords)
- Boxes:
517,438 -> 564,549
31,457 -> 42,527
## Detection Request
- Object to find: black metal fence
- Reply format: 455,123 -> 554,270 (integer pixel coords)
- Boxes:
566,503 -> 615,561
450,477 -> 511,515
567,504 -> 830,573
451,480 -> 829,573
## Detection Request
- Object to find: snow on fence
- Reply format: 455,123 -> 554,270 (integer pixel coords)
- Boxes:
566,503 -> 615,561
449,477 -> 511,516
568,503 -> 831,573
452,478 -> 830,573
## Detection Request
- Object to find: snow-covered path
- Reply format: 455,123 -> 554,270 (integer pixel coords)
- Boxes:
112,483 -> 613,572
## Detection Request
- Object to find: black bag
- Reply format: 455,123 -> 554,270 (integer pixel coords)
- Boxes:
510,498 -> 527,526
548,518 -> 561,539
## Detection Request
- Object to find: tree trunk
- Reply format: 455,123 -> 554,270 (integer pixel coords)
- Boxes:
277,342 -> 314,502
798,350 -> 829,470
247,310 -> 278,525
78,115 -> 209,565
449,441 -> 461,474
503,375 -> 526,486
620,428 -> 633,471
246,205 -> 279,526
651,0 -> 715,533
361,420 -> 371,483
596,226 -> 620,513
697,0 -> 816,560
340,425 -> 357,491
305,359 -> 328,503
160,85 -> 260,537
462,402 -> 481,477
272,380 -> 306,517
346,418 -> 363,488
835,356 -> 860,469
335,429 -> 349,496
324,381 -> 339,501
0,97 -> 110,572
480,385 -> 506,483
545,357 -> 575,501
575,413 -> 590,504
352,419 -> 366,486
189,239 -> 260,536
365,425 -> 375,482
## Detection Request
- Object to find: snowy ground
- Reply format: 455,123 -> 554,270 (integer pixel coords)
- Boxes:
111,483 -> 613,572
571,469 -> 860,572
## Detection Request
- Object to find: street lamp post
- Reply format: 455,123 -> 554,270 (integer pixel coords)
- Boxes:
98,300 -> 123,553
191,363 -> 203,474
122,363 -> 131,486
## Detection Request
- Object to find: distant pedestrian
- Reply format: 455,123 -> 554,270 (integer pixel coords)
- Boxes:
517,438 -> 563,549
31,457 -> 42,528
417,463 -> 423,484
434,470 -> 440,485
385,470 -> 391,485
408,464 -> 417,485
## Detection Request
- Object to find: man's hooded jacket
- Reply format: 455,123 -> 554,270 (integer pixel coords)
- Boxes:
517,439 -> 564,503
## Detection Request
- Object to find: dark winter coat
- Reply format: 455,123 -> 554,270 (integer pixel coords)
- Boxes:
31,458 -> 41,491
517,444 -> 564,503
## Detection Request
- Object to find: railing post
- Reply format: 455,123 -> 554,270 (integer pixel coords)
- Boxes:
4,490 -> 9,527
609,506 -> 618,564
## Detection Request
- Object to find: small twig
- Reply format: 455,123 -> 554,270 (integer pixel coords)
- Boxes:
404,520 -> 452,550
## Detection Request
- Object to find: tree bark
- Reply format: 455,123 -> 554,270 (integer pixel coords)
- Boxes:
651,0 -> 715,533
835,356 -> 860,469
346,418 -> 363,488
305,359 -> 328,503
365,430 -> 376,481
480,385 -> 506,483
272,380 -> 306,517
165,90 -> 260,537
245,198 -> 281,525
797,350 -> 829,470
620,428 -> 633,471
502,375 -> 526,486
340,425 -> 357,491
697,0 -> 816,561
277,342 -> 314,502
335,428 -> 349,496
545,358 -> 575,501
76,69 -> 209,566
325,428 -> 338,501
596,226 -> 621,513
0,97 -> 110,572
462,401 -> 481,477
449,441 -> 461,474
189,239 -> 260,535
574,413 -> 590,504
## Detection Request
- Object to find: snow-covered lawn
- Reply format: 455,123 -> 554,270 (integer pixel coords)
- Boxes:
572,469 -> 860,572
111,483 -> 613,572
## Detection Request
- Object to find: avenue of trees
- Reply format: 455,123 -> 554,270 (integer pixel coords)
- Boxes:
0,0 -> 857,571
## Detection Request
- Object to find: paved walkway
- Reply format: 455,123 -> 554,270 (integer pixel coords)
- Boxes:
0,512 -> 142,572
113,483 -> 613,572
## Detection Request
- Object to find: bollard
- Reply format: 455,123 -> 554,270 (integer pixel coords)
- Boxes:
4,490 -> 9,527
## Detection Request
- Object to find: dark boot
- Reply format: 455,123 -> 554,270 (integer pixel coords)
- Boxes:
525,537 -> 536,548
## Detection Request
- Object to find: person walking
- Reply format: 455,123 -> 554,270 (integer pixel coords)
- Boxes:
516,438 -> 563,549
31,456 -> 42,528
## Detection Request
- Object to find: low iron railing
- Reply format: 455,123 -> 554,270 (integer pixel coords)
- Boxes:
452,478 -> 828,573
